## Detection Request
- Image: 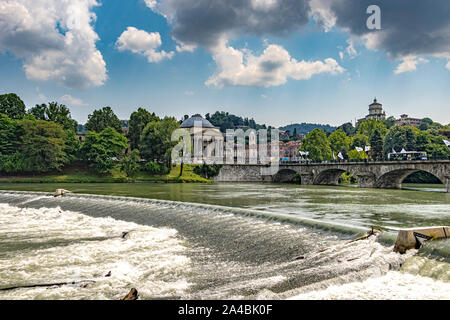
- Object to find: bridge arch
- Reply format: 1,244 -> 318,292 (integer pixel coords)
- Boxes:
273,169 -> 299,183
375,168 -> 446,190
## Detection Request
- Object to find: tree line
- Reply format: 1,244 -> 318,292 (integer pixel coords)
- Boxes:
0,93 -> 179,176
300,118 -> 450,162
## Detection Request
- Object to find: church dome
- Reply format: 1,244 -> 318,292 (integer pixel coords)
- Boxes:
180,114 -> 215,128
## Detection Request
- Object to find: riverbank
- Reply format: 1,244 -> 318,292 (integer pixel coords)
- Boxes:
0,164 -> 211,184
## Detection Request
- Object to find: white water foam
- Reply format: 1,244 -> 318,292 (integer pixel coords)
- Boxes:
0,203 -> 191,300
288,271 -> 450,300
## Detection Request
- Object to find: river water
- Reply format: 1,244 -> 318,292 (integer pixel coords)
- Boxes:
0,183 -> 449,300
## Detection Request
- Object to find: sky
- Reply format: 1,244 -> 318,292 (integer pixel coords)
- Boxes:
0,0 -> 449,127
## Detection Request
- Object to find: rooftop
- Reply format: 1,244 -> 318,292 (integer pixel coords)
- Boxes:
180,114 -> 216,128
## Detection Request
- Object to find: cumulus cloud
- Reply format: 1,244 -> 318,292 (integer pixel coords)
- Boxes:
0,0 -> 107,89
394,56 -> 429,74
206,42 -> 344,88
116,27 -> 174,63
60,94 -> 87,106
446,61 -> 450,70
146,1 -> 345,87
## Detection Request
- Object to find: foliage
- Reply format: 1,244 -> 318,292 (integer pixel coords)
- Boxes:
206,111 -> 266,133
86,106 -> 122,133
357,119 -> 388,138
348,149 -> 368,161
119,149 -> 141,177
383,125 -> 418,157
141,161 -> 169,175
129,108 -> 159,150
81,127 -> 128,173
370,129 -> 384,161
381,116 -> 396,129
21,119 -> 67,172
63,129 -> 81,164
339,172 -> 358,184
193,164 -> 222,179
351,133 -> 369,149
337,122 -> 356,136
140,117 -> 180,166
0,114 -> 23,155
300,129 -> 332,161
0,93 -> 26,119
329,129 -> 352,158
280,122 -> 336,135
29,102 -> 78,131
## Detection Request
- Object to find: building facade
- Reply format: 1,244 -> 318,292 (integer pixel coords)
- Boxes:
394,114 -> 421,127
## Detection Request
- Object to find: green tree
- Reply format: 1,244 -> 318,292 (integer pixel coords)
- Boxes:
63,129 -> 81,164
351,133 -> 369,150
419,118 -> 434,131
357,119 -> 388,139
383,125 -> 417,157
300,129 -> 332,161
140,117 -> 180,166
28,102 -> 78,131
337,122 -> 356,136
0,93 -> 26,119
119,149 -> 141,177
86,106 -> 122,133
348,149 -> 368,161
329,129 -> 351,158
0,114 -> 23,155
370,128 -> 384,161
382,116 -> 396,129
21,119 -> 67,172
81,127 -> 128,173
128,108 -> 159,150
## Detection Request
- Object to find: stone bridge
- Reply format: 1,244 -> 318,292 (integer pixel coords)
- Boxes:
214,160 -> 450,192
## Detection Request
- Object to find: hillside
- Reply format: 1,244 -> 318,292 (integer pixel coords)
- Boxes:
279,123 -> 337,135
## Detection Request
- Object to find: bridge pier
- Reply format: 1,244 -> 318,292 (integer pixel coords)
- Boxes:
355,173 -> 376,189
300,174 -> 314,185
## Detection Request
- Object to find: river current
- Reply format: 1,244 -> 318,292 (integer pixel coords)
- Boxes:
0,183 -> 449,300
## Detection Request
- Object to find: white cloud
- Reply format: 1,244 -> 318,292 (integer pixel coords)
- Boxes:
0,0 -> 107,89
184,90 -> 195,96
175,41 -> 197,53
116,27 -> 174,63
394,56 -> 429,74
261,94 -> 268,99
310,0 -> 336,32
60,94 -> 87,106
251,0 -> 278,11
446,61 -> 450,70
206,41 -> 344,88
144,0 -> 158,10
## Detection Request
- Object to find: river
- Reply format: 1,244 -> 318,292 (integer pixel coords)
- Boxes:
0,183 -> 449,300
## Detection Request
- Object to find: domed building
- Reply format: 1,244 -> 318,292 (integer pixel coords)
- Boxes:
358,98 -> 387,123
180,114 -> 223,163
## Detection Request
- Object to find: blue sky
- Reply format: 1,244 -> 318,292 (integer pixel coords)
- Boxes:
0,0 -> 449,127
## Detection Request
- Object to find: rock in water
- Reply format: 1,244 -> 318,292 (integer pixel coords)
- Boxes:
122,288 -> 138,300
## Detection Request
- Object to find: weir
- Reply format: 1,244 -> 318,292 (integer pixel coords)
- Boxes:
214,160 -> 450,192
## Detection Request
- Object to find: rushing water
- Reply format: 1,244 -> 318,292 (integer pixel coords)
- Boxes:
0,183 -> 449,300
